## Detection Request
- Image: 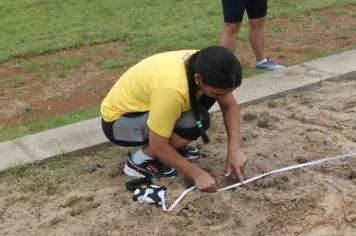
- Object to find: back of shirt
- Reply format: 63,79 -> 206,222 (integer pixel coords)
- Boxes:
101,50 -> 197,137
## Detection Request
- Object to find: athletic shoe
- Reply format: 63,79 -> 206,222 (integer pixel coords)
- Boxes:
255,59 -> 285,71
124,152 -> 177,179
178,145 -> 200,160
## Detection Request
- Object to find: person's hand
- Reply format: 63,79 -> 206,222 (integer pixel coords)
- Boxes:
193,170 -> 217,193
225,149 -> 247,184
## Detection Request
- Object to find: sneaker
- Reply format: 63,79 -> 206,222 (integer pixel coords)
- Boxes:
255,59 -> 285,71
178,145 -> 200,160
124,152 -> 177,179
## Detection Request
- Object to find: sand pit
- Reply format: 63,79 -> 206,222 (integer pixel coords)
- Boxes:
1,79 -> 355,235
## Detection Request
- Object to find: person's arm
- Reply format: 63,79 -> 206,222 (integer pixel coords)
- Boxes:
144,130 -> 217,192
216,93 -> 247,183
145,88 -> 217,192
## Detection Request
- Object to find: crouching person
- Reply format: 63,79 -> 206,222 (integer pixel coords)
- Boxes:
101,46 -> 247,192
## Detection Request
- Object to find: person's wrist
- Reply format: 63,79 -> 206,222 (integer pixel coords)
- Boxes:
227,145 -> 241,156
191,168 -> 206,180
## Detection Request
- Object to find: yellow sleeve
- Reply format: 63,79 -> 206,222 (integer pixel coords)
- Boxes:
147,88 -> 182,137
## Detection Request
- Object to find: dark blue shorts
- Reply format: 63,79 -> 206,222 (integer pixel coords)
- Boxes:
222,0 -> 268,23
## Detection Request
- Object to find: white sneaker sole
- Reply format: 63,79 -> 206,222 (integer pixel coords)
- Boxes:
123,163 -> 146,178
184,155 -> 199,160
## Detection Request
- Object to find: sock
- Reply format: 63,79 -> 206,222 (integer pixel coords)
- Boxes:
256,58 -> 268,65
132,149 -> 154,164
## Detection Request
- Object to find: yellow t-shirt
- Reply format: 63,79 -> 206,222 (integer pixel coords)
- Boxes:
101,50 -> 197,137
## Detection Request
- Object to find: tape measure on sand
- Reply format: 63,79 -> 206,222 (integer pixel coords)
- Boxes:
127,152 -> 356,212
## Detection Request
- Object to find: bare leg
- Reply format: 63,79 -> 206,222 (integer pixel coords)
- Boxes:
168,133 -> 191,150
142,133 -> 190,156
220,23 -> 242,52
249,17 -> 266,62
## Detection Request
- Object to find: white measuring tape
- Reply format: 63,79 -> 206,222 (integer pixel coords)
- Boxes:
161,152 -> 356,212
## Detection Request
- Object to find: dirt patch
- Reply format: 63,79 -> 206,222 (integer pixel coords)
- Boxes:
0,42 -> 127,126
0,79 -> 355,235
0,4 -> 355,127
235,4 -> 356,68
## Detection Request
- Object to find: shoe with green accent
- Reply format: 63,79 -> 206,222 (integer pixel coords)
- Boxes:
178,145 -> 200,160
124,152 -> 177,179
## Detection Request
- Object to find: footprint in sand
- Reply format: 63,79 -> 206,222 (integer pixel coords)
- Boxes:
60,195 -> 101,216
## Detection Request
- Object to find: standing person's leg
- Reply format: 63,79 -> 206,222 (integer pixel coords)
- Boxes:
220,23 -> 241,52
220,0 -> 247,52
249,17 -> 266,62
247,0 -> 285,70
246,0 -> 267,62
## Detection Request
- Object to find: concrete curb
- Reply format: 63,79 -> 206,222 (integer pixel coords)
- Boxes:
1,49 -> 355,171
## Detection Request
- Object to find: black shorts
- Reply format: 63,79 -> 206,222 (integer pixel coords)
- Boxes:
222,0 -> 267,23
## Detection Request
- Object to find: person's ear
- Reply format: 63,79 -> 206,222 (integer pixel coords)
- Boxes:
194,73 -> 202,86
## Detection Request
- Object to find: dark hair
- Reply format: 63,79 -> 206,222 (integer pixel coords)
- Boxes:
185,45 -> 242,144
194,46 -> 242,89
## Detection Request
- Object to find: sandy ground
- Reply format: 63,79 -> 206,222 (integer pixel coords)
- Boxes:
1,79 -> 355,235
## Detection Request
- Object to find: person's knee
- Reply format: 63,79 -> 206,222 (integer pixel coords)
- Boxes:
249,18 -> 265,29
223,23 -> 241,35
173,120 -> 210,141
173,108 -> 210,141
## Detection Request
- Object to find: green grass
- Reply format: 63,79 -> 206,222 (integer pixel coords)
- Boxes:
4,76 -> 29,88
341,24 -> 356,39
95,58 -> 137,70
18,57 -> 87,71
286,44 -> 356,66
11,56 -> 88,80
268,0 -> 355,18
0,0 -> 354,63
0,146 -> 127,193
0,107 -> 99,142
0,0 -> 221,63
0,153 -> 86,193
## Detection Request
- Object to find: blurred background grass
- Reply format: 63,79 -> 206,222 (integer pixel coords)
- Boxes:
1,0 -> 354,63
